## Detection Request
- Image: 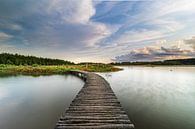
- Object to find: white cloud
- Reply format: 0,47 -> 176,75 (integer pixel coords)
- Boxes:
0,22 -> 22,31
184,36 -> 195,50
47,0 -> 95,24
114,29 -> 165,45
0,0 -> 111,50
0,32 -> 12,40
102,0 -> 195,48
113,36 -> 195,62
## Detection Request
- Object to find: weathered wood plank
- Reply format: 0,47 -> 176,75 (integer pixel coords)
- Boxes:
55,71 -> 134,129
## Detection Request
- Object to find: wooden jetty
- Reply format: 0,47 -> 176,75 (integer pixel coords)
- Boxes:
55,71 -> 134,129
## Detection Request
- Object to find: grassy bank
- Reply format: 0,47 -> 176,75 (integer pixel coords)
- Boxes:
0,64 -> 121,76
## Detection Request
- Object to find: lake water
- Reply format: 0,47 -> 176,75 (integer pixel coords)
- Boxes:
98,66 -> 195,129
0,75 -> 83,129
0,67 -> 195,129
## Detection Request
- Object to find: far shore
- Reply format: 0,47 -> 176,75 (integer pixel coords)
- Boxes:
0,64 -> 122,76
114,65 -> 195,67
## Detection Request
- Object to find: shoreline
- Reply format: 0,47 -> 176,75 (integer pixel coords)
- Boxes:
113,65 -> 195,67
0,64 -> 121,76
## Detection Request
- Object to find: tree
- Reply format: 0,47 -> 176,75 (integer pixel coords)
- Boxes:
0,53 -> 74,65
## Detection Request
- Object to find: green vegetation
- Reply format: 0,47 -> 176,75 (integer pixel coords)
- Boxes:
111,58 -> 195,66
0,64 -> 120,76
0,53 -> 74,65
0,53 -> 120,75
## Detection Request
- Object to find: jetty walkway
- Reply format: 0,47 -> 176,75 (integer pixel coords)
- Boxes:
55,71 -> 134,129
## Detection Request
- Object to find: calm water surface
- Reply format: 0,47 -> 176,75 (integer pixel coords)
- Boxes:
1,67 -> 195,129
0,75 -> 83,129
98,66 -> 195,129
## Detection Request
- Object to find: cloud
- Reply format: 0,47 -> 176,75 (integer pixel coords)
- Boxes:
111,29 -> 164,45
47,0 -> 95,24
1,0 -> 195,62
0,32 -> 12,40
113,37 -> 195,62
184,36 -> 195,50
0,22 -> 22,31
0,0 -> 111,51
95,0 -> 195,48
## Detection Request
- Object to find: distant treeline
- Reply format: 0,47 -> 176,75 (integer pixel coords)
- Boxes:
111,58 -> 195,65
78,62 -> 107,65
0,53 -> 74,65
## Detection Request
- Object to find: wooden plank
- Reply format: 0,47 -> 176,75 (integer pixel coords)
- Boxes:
55,72 -> 134,129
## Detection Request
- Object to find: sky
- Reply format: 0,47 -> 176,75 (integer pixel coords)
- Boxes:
0,0 -> 195,63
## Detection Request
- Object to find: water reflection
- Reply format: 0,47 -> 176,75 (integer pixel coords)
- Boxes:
98,66 -> 195,129
0,75 -> 83,129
